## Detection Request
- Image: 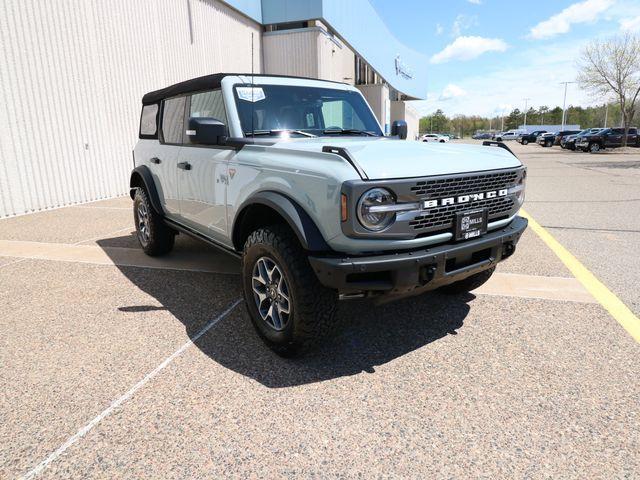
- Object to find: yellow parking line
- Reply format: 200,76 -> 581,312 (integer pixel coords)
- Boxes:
520,209 -> 640,343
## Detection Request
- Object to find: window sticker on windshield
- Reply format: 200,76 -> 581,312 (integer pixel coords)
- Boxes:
236,87 -> 265,102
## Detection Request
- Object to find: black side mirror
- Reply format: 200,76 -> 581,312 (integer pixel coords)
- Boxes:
391,120 -> 408,140
187,117 -> 226,145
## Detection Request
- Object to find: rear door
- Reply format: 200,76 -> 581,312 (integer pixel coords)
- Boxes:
177,89 -> 235,243
155,96 -> 186,217
606,128 -> 624,147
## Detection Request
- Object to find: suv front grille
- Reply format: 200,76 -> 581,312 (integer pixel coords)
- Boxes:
409,196 -> 515,231
407,169 -> 520,233
410,170 -> 519,198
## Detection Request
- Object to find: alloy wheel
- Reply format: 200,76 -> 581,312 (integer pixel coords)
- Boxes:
251,256 -> 291,331
137,202 -> 150,244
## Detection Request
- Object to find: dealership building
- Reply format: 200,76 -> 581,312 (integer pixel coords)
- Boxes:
0,0 -> 427,218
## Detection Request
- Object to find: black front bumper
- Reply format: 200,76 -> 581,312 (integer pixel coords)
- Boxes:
309,216 -> 528,297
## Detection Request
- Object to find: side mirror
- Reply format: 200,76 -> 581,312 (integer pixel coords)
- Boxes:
187,117 -> 226,145
391,120 -> 408,140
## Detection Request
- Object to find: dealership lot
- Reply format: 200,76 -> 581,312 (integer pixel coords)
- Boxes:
1,143 -> 639,478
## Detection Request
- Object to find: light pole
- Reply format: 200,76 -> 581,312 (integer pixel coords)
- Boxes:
604,102 -> 608,128
560,81 -> 576,130
523,98 -> 530,129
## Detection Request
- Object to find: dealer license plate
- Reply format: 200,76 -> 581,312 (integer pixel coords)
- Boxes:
455,209 -> 488,241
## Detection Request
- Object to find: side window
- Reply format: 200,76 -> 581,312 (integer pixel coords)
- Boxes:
139,104 -> 159,138
161,96 -> 186,144
190,90 -> 227,125
611,128 -> 623,134
628,128 -> 637,135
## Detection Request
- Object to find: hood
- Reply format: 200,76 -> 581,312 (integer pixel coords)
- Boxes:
270,137 -> 521,180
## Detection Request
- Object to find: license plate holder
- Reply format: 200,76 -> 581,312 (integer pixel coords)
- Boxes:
454,208 -> 488,241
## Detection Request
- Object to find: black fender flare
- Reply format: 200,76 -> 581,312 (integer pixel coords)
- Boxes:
233,191 -> 330,252
129,166 -> 165,215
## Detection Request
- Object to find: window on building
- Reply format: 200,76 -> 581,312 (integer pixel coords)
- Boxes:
190,90 -> 227,125
139,104 -> 159,137
161,97 -> 186,144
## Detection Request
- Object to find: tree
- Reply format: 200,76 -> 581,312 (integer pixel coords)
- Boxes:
577,33 -> 640,146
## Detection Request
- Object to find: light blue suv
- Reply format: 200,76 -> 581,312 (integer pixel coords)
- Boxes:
131,74 -> 528,356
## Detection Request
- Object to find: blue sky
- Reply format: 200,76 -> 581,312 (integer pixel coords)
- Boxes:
369,0 -> 640,117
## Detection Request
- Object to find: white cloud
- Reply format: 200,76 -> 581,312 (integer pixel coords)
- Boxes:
430,36 -> 508,64
620,15 -> 640,31
435,23 -> 444,35
414,38 -> 596,117
451,14 -> 478,37
468,0 -> 482,4
439,84 -> 467,100
529,0 -> 614,39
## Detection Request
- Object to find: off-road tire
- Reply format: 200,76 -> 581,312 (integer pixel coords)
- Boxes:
589,142 -> 601,153
242,225 -> 338,357
522,139 -> 528,145
440,266 -> 496,294
133,188 -> 175,256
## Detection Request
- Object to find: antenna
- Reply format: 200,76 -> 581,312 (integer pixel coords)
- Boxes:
251,32 -> 255,144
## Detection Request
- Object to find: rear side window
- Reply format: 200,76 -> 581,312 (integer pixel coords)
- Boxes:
190,90 -> 227,125
161,97 -> 186,144
139,104 -> 159,138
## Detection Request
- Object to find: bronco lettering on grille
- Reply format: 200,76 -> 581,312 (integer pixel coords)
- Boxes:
422,189 -> 508,209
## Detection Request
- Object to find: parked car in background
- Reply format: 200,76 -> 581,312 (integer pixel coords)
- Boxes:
516,130 -> 547,145
495,130 -> 523,141
553,130 -> 581,146
561,128 -> 603,150
422,133 -> 449,143
472,132 -> 492,140
575,127 -> 640,152
537,132 -> 557,147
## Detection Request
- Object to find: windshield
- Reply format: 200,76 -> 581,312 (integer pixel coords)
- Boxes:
234,85 -> 383,137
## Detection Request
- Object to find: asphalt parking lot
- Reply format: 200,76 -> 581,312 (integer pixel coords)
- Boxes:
1,141 -> 639,478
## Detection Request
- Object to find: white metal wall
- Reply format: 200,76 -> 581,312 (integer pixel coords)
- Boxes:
0,0 -> 262,218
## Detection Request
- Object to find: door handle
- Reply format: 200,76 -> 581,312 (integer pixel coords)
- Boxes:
177,162 -> 191,171
150,157 -> 161,164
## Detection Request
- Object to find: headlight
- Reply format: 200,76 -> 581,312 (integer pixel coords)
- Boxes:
357,188 -> 396,231
508,170 -> 527,207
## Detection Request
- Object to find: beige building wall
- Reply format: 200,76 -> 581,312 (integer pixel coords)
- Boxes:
356,84 -> 390,133
391,101 -> 420,140
263,26 -> 355,85
0,0 -> 262,218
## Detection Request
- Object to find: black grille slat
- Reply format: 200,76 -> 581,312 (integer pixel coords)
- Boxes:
410,171 -> 519,197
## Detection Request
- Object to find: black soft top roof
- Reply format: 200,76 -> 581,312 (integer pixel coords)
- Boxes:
142,73 -> 347,105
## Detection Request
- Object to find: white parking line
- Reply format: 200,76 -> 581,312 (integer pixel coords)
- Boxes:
20,299 -> 243,480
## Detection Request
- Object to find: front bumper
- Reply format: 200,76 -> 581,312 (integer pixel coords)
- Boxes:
309,216 -> 528,297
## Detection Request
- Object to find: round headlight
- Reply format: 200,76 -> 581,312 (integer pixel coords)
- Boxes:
357,188 -> 396,231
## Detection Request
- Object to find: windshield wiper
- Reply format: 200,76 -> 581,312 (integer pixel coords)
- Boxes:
245,129 -> 317,138
322,128 -> 378,137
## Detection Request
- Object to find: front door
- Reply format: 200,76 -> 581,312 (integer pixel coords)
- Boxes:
177,90 -> 234,243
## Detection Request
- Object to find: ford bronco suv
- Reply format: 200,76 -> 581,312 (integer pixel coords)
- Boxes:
131,74 -> 527,356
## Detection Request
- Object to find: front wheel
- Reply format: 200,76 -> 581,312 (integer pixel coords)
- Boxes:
589,142 -> 601,153
545,140 -> 552,147
242,225 -> 339,356
522,139 -> 528,145
440,267 -> 496,294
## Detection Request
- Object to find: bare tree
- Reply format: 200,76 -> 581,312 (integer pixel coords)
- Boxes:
577,33 -> 640,146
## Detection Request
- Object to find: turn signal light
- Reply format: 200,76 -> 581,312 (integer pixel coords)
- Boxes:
341,194 -> 348,222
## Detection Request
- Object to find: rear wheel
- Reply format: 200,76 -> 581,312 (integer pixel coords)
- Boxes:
242,225 -> 339,357
440,267 -> 496,294
133,188 -> 175,256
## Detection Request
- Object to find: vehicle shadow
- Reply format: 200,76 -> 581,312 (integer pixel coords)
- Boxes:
98,234 -> 473,388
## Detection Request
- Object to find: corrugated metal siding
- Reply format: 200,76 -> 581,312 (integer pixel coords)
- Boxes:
0,0 -> 261,218
263,30 -> 319,79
